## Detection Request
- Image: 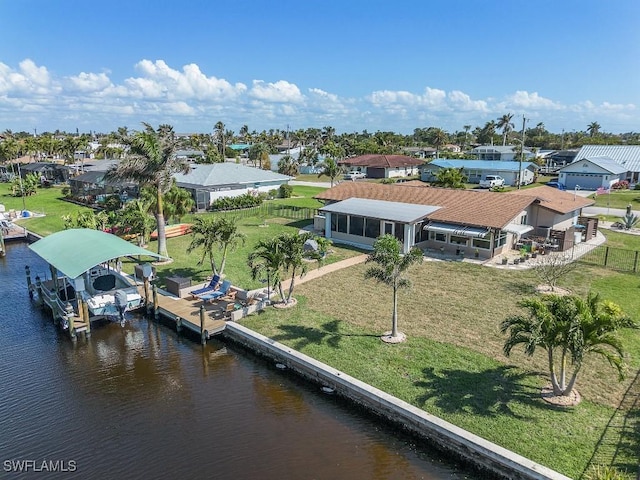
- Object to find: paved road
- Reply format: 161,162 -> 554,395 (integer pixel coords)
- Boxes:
290,180 -> 332,188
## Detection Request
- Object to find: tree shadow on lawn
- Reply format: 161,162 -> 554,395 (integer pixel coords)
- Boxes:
154,267 -> 208,285
414,365 -> 550,420
270,319 -> 379,351
503,280 -> 538,296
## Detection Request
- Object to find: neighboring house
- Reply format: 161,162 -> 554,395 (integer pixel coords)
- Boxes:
69,161 -> 291,211
544,149 -> 579,171
402,147 -> 437,159
421,159 -> 536,186
339,154 -> 424,179
175,149 -> 205,161
471,145 -> 534,161
19,162 -> 70,184
314,183 -> 593,259
572,145 -> 640,184
556,156 -> 627,190
69,171 -> 139,202
173,163 -> 292,211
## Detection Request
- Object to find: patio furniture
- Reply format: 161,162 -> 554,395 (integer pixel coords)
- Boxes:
199,280 -> 232,303
190,274 -> 221,298
165,275 -> 191,297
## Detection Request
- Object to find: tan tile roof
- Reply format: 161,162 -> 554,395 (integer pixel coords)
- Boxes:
315,183 -> 536,229
339,154 -> 424,168
506,185 -> 595,214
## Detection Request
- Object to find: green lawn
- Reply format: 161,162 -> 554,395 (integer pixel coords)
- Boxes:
242,260 -> 640,478
590,190 -> 640,209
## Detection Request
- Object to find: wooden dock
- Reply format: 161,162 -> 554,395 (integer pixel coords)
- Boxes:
140,284 -> 229,344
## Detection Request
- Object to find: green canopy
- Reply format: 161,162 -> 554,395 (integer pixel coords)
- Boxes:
29,228 -> 166,279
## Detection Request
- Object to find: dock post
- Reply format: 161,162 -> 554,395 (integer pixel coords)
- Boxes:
175,317 -> 182,334
144,278 -> 150,314
25,266 -> 33,298
152,285 -> 159,320
65,303 -> 76,341
81,300 -> 91,338
35,275 -> 43,306
199,305 -> 206,345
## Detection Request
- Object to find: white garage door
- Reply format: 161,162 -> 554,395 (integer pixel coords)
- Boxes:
564,173 -> 602,190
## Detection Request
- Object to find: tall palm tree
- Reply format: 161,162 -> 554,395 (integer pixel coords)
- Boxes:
214,121 -> 226,158
463,124 -> 471,148
430,128 -> 448,158
104,122 -> 189,258
501,293 -> 634,398
587,121 -> 601,137
497,113 -> 515,146
364,235 -> 423,341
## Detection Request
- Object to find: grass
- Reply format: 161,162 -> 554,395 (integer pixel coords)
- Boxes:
241,260 -> 640,478
590,190 -> 640,209
601,229 -> 640,250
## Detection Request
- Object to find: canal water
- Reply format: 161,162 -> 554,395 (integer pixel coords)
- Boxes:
1,242 -> 473,479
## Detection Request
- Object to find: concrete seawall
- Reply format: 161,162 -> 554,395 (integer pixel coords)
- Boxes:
223,322 -> 572,480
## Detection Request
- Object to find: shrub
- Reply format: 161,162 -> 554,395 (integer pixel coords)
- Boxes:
209,193 -> 263,211
611,180 -> 629,190
380,178 -> 397,184
279,184 -> 293,198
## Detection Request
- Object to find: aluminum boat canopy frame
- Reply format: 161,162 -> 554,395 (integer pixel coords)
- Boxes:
29,228 -> 166,320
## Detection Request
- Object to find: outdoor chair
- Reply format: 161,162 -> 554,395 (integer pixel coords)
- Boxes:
190,274 -> 221,298
199,280 -> 232,303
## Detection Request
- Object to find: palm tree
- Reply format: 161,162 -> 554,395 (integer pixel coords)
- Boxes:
277,154 -> 299,176
214,217 -> 246,277
587,121 -> 601,137
463,124 -> 471,148
433,167 -> 467,188
430,128 -> 448,158
364,235 -> 423,341
319,157 -> 343,187
278,232 -> 319,304
501,293 -> 634,398
497,113 -> 515,146
119,198 -> 156,247
248,237 -> 285,301
187,217 -> 221,275
104,122 -> 190,258
163,182 -> 195,223
214,121 -> 226,158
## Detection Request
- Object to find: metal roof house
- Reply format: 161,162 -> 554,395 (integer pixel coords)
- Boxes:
173,163 -> 292,211
572,145 -> 640,184
421,159 -> 537,186
314,183 -> 594,258
556,156 -> 627,190
470,145 -> 534,161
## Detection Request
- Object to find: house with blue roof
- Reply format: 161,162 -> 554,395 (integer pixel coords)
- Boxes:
556,155 -> 627,190
421,159 -> 537,187
470,145 -> 535,161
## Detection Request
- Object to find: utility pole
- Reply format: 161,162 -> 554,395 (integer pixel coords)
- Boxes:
518,116 -> 526,190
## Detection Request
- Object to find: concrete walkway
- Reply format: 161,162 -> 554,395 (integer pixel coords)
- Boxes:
294,254 -> 368,285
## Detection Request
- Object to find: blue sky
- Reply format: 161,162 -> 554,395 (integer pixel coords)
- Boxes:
1,0 -> 638,136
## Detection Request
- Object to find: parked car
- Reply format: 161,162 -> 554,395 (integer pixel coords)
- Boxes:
344,171 -> 367,180
479,175 -> 505,189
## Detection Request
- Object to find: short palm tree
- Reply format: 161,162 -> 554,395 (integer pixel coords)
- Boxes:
434,167 -> 467,188
214,217 -> 246,277
364,235 -> 423,341
104,122 -> 190,259
248,237 -> 285,301
501,293 -> 634,398
187,217 -> 220,276
319,157 -> 343,187
163,182 -> 195,224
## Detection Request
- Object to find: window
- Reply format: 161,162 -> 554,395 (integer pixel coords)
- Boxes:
414,222 -> 428,243
472,233 -> 491,250
450,235 -> 468,245
496,231 -> 507,247
331,214 -> 347,233
365,218 -> 380,238
430,231 -> 446,242
520,214 -> 528,225
349,216 -> 364,236
394,223 -> 404,243
384,222 -> 393,235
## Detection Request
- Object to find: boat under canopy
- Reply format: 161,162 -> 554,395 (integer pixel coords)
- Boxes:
29,228 -> 165,280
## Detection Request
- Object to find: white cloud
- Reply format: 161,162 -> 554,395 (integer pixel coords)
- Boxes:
0,58 -> 637,134
249,80 -> 304,103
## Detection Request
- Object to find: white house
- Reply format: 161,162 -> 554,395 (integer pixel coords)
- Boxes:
471,145 -> 534,161
556,156 -> 626,190
421,159 -> 536,186
572,145 -> 640,184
